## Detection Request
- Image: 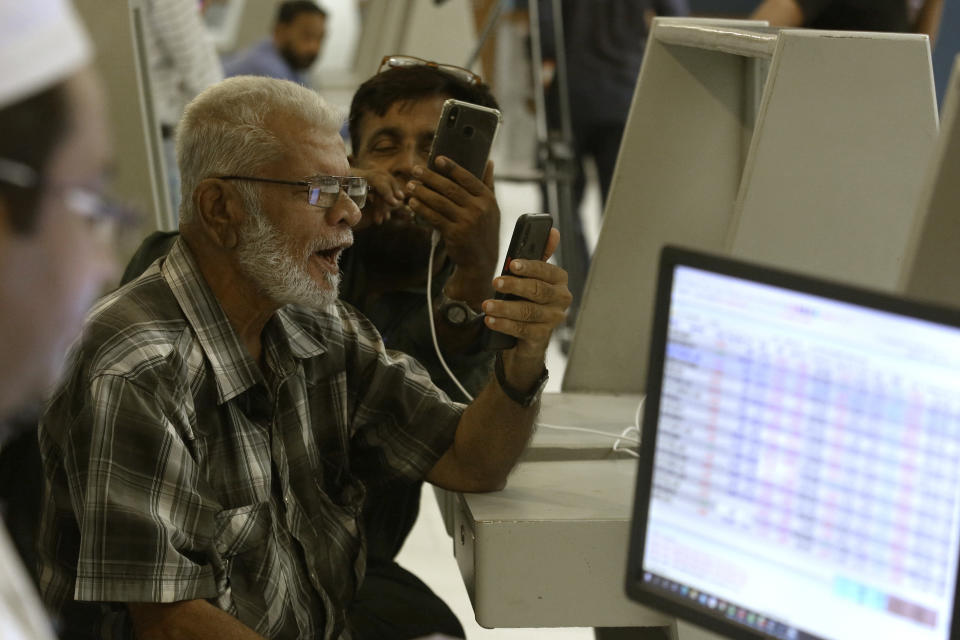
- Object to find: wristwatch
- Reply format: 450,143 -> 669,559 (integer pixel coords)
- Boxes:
437,290 -> 483,327
495,352 -> 548,408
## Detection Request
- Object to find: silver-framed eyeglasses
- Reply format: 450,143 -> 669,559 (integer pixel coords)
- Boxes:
217,175 -> 369,209
0,157 -> 138,237
378,54 -> 482,86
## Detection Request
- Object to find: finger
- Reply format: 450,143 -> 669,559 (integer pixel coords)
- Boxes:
482,159 -> 496,192
482,314 -> 554,349
405,176 -> 470,224
355,168 -> 404,206
482,297 -> 566,326
507,258 -> 568,286
412,164 -> 475,206
493,275 -> 573,309
356,194 -> 390,231
431,156 -> 488,198
541,228 -> 560,261
406,196 -> 450,233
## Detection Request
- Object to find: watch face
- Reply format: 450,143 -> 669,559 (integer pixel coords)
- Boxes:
445,303 -> 470,325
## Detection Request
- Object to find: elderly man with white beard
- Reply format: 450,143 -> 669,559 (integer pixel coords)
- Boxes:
36,75 -> 572,640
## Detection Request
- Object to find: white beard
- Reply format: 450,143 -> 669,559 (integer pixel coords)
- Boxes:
235,205 -> 347,310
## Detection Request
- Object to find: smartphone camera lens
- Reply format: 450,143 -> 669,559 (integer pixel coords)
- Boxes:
448,107 -> 459,127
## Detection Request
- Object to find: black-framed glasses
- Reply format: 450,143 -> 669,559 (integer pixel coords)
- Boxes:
378,54 -> 482,86
0,156 -> 139,237
217,174 -> 368,209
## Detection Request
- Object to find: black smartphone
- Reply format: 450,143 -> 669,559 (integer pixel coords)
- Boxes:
427,98 -> 502,180
483,213 -> 554,351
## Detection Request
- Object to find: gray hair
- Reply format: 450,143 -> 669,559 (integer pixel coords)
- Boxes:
176,75 -> 344,223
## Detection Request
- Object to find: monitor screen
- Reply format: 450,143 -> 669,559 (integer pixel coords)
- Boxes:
627,247 -> 960,640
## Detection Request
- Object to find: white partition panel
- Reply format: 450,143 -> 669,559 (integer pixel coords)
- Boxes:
729,30 -> 938,288
74,0 -> 169,236
563,19 -> 939,394
563,18 -> 772,394
901,56 -> 960,308
349,0 -> 477,89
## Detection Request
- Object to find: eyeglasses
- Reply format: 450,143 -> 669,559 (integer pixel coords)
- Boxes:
217,174 -> 368,209
0,156 -> 138,238
378,55 -> 482,86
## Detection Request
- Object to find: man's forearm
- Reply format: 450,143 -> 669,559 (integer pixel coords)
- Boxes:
427,353 -> 542,492
129,600 -> 267,640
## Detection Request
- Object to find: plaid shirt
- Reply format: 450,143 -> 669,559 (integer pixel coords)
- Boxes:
37,239 -> 462,639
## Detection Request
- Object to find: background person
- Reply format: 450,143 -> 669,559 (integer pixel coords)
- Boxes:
0,0 -> 119,636
345,59 -> 503,639
142,0 -> 223,217
537,0 -> 689,334
749,0 -> 910,30
223,0 -> 328,86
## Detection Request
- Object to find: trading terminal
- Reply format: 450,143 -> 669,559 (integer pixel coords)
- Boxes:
1,1 -> 959,639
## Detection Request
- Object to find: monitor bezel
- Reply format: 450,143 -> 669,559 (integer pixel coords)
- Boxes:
625,245 -> 960,640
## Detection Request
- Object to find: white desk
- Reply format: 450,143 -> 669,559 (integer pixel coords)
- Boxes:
439,392 -> 727,639
442,393 -> 663,629
451,457 -> 667,629
434,392 -> 642,536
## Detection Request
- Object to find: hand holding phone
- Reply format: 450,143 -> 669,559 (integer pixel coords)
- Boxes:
483,213 -> 555,351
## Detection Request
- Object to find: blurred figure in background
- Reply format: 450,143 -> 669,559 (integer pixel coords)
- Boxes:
749,0 -> 911,31
143,0 -> 224,219
224,0 -> 328,86
0,0 -> 119,636
539,0 -> 688,334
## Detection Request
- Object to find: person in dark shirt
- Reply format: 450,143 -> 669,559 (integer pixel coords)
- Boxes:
346,59 -> 506,640
539,0 -> 689,319
750,0 -> 910,31
223,1 -> 327,85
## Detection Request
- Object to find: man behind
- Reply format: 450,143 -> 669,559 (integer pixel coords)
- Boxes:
0,0 -> 117,636
38,75 -> 571,639
223,1 -> 327,86
343,59 -> 504,639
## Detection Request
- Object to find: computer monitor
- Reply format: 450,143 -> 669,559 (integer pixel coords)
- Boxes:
626,246 -> 960,640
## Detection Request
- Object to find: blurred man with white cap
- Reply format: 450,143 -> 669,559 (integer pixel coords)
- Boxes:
0,0 -> 118,636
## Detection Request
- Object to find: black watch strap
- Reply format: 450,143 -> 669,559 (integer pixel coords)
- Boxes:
494,352 -> 548,408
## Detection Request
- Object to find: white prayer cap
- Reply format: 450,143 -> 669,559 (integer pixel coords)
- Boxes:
0,0 -> 93,109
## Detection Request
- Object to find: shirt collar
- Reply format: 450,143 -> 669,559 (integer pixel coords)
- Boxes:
162,239 -> 260,404
162,238 -> 326,404
275,307 -> 327,361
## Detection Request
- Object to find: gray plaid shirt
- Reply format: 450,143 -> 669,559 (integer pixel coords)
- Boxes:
38,238 -> 462,639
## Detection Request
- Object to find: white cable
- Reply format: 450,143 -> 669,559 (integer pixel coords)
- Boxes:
426,238 -> 645,459
427,229 -> 475,402
633,396 -> 645,431
613,425 -> 641,457
537,396 -> 646,456
536,422 -> 641,445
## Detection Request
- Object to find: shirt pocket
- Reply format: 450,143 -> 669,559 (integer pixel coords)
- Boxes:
213,502 -> 275,630
215,502 -> 271,558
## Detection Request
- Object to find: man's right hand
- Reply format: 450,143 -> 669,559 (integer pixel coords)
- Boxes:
405,156 -> 501,310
